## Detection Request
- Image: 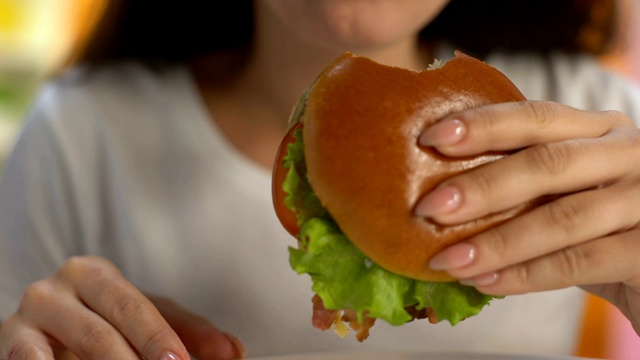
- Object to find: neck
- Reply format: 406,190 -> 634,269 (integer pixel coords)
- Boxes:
190,3 -> 434,169
240,1 -> 433,124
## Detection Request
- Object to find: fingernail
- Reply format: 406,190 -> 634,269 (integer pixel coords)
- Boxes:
429,243 -> 476,271
415,185 -> 463,218
159,352 -> 180,360
419,119 -> 466,147
225,333 -> 247,359
459,271 -> 499,287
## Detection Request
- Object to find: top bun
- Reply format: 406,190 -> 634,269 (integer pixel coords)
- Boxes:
303,51 -> 535,281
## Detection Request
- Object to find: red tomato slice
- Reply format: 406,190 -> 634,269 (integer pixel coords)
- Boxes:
272,122 -> 304,237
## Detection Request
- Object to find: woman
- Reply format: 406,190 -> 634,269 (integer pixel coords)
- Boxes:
1,0 -> 639,359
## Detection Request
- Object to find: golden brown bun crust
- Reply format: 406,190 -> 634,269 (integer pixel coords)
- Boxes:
303,51 -> 533,282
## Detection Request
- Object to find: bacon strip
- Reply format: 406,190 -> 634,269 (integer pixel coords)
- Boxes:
341,309 -> 376,342
311,295 -> 439,342
405,304 -> 438,324
311,294 -> 341,330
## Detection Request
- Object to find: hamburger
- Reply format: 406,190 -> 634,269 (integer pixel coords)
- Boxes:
272,51 -> 538,341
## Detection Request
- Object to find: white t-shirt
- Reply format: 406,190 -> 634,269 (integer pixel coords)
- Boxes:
1,48 -> 639,357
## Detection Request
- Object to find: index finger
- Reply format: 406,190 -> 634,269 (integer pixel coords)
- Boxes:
419,101 -> 624,156
58,257 -> 189,360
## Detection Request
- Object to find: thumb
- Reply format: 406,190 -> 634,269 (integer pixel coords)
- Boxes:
149,296 -> 246,360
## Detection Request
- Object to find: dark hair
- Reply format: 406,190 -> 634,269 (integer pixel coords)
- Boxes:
78,0 -> 254,66
421,0 -> 619,58
77,0 -> 618,66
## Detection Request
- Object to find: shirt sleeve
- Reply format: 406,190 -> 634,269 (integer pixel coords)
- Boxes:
0,86 -> 83,320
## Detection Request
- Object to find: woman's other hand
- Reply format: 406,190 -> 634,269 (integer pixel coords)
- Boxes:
0,256 -> 245,359
416,100 -> 640,334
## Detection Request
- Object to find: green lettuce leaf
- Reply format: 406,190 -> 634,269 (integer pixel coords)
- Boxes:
282,129 -> 328,226
282,127 -> 498,326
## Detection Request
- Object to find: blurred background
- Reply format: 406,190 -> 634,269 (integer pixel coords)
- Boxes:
0,0 -> 106,167
0,0 -> 639,357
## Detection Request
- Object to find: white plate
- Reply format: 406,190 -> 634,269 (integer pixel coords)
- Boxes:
247,351 -> 593,360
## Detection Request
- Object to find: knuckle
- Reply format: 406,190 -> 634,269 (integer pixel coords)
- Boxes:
467,168 -> 497,203
521,101 -> 557,128
553,247 -> 587,285
19,280 -> 54,312
602,109 -> 632,126
107,295 -> 145,327
58,256 -> 93,279
528,142 -> 571,176
508,262 -> 532,289
478,226 -> 509,260
503,246 -> 592,292
60,256 -> 90,272
77,324 -> 116,356
544,199 -> 583,235
58,256 -> 120,282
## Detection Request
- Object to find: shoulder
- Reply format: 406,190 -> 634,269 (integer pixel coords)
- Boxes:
21,61 -> 194,153
34,62 -> 188,125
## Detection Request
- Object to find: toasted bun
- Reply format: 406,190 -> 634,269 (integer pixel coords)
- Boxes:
302,51 -> 533,282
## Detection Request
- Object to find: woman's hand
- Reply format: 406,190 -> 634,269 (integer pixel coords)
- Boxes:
415,100 -> 640,334
0,256 -> 245,359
